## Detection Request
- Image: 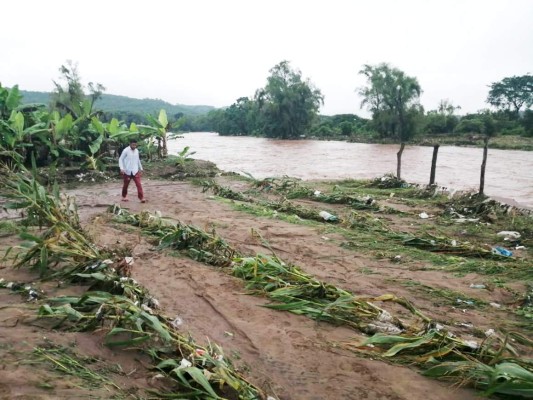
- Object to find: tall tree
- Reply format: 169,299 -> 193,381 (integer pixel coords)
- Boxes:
50,61 -> 86,116
255,61 -> 323,139
486,74 -> 533,116
358,63 -> 422,178
50,60 -> 106,119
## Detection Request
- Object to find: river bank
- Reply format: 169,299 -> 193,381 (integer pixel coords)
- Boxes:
0,159 -> 531,399
345,133 -> 533,151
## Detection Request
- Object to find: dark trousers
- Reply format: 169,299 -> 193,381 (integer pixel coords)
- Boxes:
122,173 -> 144,200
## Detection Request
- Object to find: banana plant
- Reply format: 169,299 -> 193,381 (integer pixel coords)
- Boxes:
0,84 -> 22,119
138,109 -> 184,159
175,145 -> 196,166
0,110 -> 49,165
32,112 -> 84,165
84,117 -> 139,170
108,119 -> 145,159
84,116 -> 106,170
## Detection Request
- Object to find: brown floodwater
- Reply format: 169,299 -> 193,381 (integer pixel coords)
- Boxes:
168,132 -> 533,209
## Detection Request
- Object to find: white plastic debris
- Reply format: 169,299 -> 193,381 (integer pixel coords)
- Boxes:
314,190 -> 321,197
170,316 -> 183,328
147,297 -> 160,309
485,329 -> 495,337
362,195 -> 375,205
377,310 -> 394,322
319,211 -> 338,222
496,231 -> 521,241
419,212 -> 429,219
124,257 -> 134,265
367,322 -> 402,335
178,358 -> 192,369
464,340 -> 479,349
453,218 -> 479,223
515,245 -> 526,250
469,284 -> 486,289
451,240 -> 457,247
27,289 -> 39,301
141,304 -> 153,313
88,262 -> 100,270
489,302 -> 502,308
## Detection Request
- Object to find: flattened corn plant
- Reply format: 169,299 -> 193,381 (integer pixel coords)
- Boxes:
1,166 -> 100,277
252,177 -> 380,211
402,233 -> 512,259
201,181 -> 339,223
38,272 -> 262,399
201,180 -> 250,201
201,181 -> 519,260
111,206 -> 533,397
109,207 -> 413,333
1,170 -> 264,400
423,359 -> 533,397
110,205 -> 236,267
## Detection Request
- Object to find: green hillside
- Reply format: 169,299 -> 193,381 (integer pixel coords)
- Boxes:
20,90 -> 50,105
19,90 -> 215,116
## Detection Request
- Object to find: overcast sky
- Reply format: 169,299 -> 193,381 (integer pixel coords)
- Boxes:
2,0 -> 532,116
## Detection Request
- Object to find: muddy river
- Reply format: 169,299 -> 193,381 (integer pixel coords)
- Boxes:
168,132 -> 532,209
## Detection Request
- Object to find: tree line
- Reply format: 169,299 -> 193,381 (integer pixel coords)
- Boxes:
187,62 -> 533,142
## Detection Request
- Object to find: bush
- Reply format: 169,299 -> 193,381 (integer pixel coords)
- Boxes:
454,118 -> 484,134
500,126 -> 526,136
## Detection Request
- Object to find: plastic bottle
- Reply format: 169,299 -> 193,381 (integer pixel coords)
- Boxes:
319,211 -> 338,222
491,247 -> 512,257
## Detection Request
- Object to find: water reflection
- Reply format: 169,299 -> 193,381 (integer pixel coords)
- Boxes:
168,132 -> 533,209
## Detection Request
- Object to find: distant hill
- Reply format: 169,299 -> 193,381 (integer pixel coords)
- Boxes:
19,90 -> 215,116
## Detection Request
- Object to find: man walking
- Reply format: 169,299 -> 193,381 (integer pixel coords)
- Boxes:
119,139 -> 146,203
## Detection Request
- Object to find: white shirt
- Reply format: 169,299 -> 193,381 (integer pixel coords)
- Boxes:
119,146 -> 143,176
